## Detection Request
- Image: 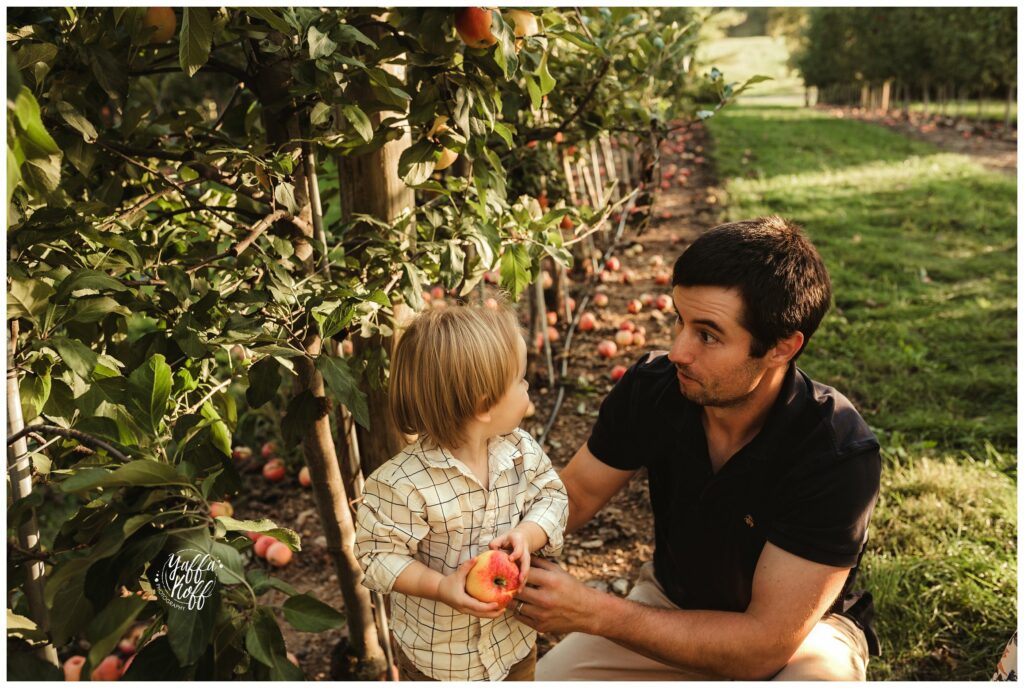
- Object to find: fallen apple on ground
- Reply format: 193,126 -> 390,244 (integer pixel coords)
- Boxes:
611,365 -> 628,382
298,466 -> 311,487
464,550 -> 521,610
579,312 -> 597,331
597,340 -> 617,358
620,320 -> 636,333
593,293 -> 609,308
615,330 -> 634,347
260,440 -> 278,460
627,299 -> 642,314
605,256 -> 620,272
262,458 -> 286,482
232,445 -> 253,461
655,294 -> 673,311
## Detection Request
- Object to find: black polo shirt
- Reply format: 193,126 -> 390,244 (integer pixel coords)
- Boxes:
587,353 -> 882,653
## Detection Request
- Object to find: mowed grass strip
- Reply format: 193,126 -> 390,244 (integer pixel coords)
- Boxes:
706,105 -> 1017,681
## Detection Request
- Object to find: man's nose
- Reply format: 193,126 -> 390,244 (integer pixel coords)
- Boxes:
668,331 -> 696,366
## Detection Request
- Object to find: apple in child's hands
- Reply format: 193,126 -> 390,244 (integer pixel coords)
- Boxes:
92,655 -> 124,681
64,656 -> 86,681
464,550 -> 521,610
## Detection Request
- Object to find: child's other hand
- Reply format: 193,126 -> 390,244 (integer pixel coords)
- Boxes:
436,558 -> 505,619
488,529 -> 531,586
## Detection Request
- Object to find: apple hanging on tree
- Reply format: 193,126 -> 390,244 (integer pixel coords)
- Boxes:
455,8 -> 497,48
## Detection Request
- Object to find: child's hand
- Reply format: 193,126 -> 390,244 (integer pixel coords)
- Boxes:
436,558 -> 505,619
489,529 -> 531,586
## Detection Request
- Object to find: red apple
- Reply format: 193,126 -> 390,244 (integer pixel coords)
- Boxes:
610,365 -> 628,382
653,272 -> 671,286
655,294 -> 673,311
541,271 -> 553,290
622,269 -> 637,285
266,541 -> 293,567
546,311 -> 557,326
599,270 -> 618,284
547,326 -> 560,343
421,290 -> 432,303
341,339 -> 354,356
431,285 -> 446,300
298,466 -> 311,487
260,441 -> 278,460
92,655 -> 124,681
64,656 -> 86,681
117,638 -> 136,656
455,8 -> 497,48
579,312 -> 597,331
627,299 -> 642,314
553,131 -> 564,144
245,531 -> 261,542
232,445 -> 253,461
560,215 -> 574,230
620,320 -> 636,333
614,330 -> 634,347
597,340 -> 618,358
660,181 -> 671,190
210,501 -> 233,518
640,292 -> 654,307
538,192 -> 549,211
262,458 -> 286,482
605,257 -> 621,272
650,254 -> 665,267
254,535 -> 277,558
593,293 -> 609,308
483,270 -> 497,284
465,550 -> 521,609
632,333 -> 647,347
566,297 -> 576,313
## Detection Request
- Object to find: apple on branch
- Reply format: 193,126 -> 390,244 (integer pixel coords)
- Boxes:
464,550 -> 522,610
455,8 -> 497,49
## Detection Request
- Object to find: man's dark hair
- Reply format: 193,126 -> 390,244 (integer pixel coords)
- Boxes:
671,216 -> 832,359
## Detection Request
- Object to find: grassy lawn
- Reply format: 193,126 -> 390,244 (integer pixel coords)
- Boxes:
706,105 -> 1017,680
905,99 -> 1017,125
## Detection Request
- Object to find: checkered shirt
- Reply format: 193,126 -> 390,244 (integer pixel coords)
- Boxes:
354,427 -> 568,681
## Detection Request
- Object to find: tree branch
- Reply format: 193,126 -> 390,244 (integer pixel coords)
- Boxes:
7,424 -> 130,463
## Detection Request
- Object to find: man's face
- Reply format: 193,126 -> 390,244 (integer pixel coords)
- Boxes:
667,285 -> 770,408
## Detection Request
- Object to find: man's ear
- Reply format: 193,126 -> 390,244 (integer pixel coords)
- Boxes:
768,331 -> 804,367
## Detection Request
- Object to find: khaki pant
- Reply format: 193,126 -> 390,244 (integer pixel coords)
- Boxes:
536,563 -> 870,681
397,644 -> 537,681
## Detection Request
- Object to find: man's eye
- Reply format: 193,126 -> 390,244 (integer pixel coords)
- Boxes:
700,331 -> 718,344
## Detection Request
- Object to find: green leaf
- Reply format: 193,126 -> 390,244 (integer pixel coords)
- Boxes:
307,25 -> 338,59
333,23 -> 377,48
537,49 -> 556,96
216,516 -> 301,551
66,295 -> 131,324
397,138 -> 438,186
14,86 -> 60,155
7,146 -> 21,208
13,86 -> 62,193
245,608 -> 304,680
247,569 -> 299,596
56,100 -> 98,142
128,354 -> 172,434
246,357 -> 282,408
19,370 -> 50,422
8,609 -> 49,646
316,355 -> 369,430
282,594 -> 345,632
5,646 -> 63,681
500,244 -> 532,300
166,586 -> 219,666
7,275 -> 54,323
340,104 -> 374,142
121,636 -> 186,680
13,42 -> 58,74
274,181 -> 298,214
179,8 -> 213,77
247,8 -> 291,34
50,336 -> 98,381
60,462 -> 182,492
54,268 -> 128,303
85,596 -> 147,670
491,121 -> 514,149
524,72 -> 541,111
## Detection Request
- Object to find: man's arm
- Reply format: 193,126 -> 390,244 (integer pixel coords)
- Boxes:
559,443 -> 636,533
517,542 -> 850,680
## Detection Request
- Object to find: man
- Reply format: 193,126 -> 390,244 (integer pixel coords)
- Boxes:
514,217 -> 882,680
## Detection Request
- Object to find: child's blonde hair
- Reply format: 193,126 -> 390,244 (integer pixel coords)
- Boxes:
390,300 -> 523,450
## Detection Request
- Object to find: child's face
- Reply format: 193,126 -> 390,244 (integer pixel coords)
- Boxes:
485,335 -> 531,435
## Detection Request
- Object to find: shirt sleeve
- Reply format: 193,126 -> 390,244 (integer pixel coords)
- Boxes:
354,467 -> 431,594
516,431 -> 569,557
586,354 -> 651,470
767,447 -> 882,568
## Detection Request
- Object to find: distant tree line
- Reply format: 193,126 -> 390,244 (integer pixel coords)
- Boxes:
794,8 -> 1016,127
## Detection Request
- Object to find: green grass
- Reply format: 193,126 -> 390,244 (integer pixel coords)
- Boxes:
707,104 -> 1017,681
698,36 -> 805,103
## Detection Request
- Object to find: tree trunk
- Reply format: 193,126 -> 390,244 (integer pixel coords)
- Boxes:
336,59 -> 416,478
254,47 -> 387,680
881,79 -> 891,113
7,322 -> 59,667
860,83 -> 870,109
922,81 -> 930,117
1006,82 -> 1015,131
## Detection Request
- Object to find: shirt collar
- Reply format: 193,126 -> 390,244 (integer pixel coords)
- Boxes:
417,433 -> 520,474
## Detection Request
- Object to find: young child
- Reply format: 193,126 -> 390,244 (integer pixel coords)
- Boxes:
354,302 -> 568,682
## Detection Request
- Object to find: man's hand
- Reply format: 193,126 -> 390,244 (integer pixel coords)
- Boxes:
488,529 -> 532,584
436,558 -> 505,619
512,558 -> 603,634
